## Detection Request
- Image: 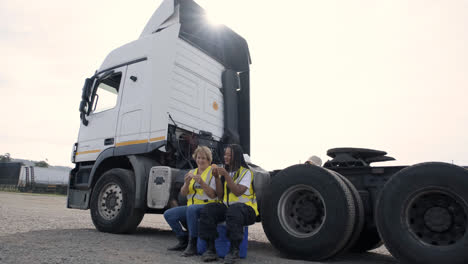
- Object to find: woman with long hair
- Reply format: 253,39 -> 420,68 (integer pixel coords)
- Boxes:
198,144 -> 258,264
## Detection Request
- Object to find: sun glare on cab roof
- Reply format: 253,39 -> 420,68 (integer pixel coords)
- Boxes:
205,12 -> 223,27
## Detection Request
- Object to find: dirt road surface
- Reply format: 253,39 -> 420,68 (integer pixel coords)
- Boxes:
0,192 -> 398,264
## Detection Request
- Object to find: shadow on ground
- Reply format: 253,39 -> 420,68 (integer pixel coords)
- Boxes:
247,240 -> 398,264
0,227 -> 398,264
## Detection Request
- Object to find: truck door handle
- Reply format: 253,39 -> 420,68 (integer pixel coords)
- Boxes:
104,138 -> 114,145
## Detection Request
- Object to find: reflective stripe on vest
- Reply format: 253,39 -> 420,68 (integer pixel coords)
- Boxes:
187,166 -> 217,206
223,166 -> 259,216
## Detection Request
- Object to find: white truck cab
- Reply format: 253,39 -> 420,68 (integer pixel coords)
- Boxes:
68,0 -> 254,232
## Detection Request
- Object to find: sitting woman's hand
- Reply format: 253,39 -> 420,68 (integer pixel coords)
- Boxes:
218,168 -> 228,179
184,173 -> 193,184
192,174 -> 202,184
212,164 -> 219,178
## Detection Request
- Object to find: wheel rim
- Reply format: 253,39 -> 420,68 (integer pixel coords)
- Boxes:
277,184 -> 326,238
405,188 -> 467,246
98,183 -> 123,220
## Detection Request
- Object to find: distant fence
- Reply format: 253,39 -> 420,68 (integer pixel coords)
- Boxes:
0,184 -> 68,195
0,184 -> 18,192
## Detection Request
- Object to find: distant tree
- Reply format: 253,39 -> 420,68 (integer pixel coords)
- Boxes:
34,160 -> 49,168
0,153 -> 11,163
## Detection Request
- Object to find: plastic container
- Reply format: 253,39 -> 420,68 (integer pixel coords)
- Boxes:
197,224 -> 248,258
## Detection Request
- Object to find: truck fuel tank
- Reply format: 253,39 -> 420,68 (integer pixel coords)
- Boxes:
147,166 -> 184,209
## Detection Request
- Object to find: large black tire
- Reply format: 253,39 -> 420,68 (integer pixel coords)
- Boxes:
90,168 -> 144,234
349,227 -> 383,253
331,171 -> 365,254
376,162 -> 468,264
261,164 -> 356,260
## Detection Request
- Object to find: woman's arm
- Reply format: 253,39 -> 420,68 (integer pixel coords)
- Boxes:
180,172 -> 193,196
223,169 -> 248,197
212,167 -> 224,199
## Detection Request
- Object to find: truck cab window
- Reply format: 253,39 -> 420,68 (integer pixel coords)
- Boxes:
91,73 -> 122,114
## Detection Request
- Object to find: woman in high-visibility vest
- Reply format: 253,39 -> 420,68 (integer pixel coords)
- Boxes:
164,146 -> 218,256
198,144 -> 257,264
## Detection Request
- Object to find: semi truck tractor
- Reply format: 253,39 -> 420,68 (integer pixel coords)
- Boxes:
67,1 -> 468,263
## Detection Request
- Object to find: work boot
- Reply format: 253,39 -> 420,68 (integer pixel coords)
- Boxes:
224,241 -> 240,264
181,237 -> 198,257
201,239 -> 218,262
167,235 -> 188,251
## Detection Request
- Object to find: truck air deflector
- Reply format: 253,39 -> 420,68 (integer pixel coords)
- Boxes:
178,0 -> 251,72
139,0 -> 176,38
140,0 -> 251,153
141,0 -> 251,72
178,0 -> 251,153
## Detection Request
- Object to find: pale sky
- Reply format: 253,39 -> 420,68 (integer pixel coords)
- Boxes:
1,0 -> 467,170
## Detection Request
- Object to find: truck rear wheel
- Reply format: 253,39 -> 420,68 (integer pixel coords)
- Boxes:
376,162 -> 468,264
90,168 -> 144,234
332,171 -> 365,254
261,165 -> 355,260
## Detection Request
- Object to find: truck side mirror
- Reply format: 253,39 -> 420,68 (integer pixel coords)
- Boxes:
81,78 -> 93,100
80,112 -> 89,126
79,77 -> 94,126
79,100 -> 87,113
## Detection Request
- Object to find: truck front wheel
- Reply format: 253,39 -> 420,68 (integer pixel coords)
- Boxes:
90,168 -> 144,234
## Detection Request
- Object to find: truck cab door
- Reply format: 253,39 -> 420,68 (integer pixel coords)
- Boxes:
116,61 -> 148,147
75,66 -> 127,162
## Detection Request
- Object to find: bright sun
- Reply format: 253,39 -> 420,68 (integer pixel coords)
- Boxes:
200,0 -> 234,27
204,11 -> 223,27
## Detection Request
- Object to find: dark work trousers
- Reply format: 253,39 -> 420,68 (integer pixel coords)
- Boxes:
199,203 -> 256,243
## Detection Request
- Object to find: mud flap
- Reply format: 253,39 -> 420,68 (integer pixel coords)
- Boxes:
67,189 -> 90,209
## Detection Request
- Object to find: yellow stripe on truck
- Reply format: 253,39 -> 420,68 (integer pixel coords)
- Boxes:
150,136 -> 165,142
115,136 -> 165,147
115,139 -> 148,147
76,149 -> 101,155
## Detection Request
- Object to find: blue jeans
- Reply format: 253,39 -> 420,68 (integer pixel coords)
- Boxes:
164,204 -> 206,238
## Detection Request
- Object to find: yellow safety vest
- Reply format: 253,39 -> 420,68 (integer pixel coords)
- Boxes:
223,166 -> 258,216
187,166 -> 217,206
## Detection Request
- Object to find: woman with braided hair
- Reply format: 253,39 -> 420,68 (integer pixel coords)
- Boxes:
198,144 -> 258,264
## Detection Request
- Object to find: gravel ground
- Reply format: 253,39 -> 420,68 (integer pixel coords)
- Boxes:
0,192 -> 398,264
